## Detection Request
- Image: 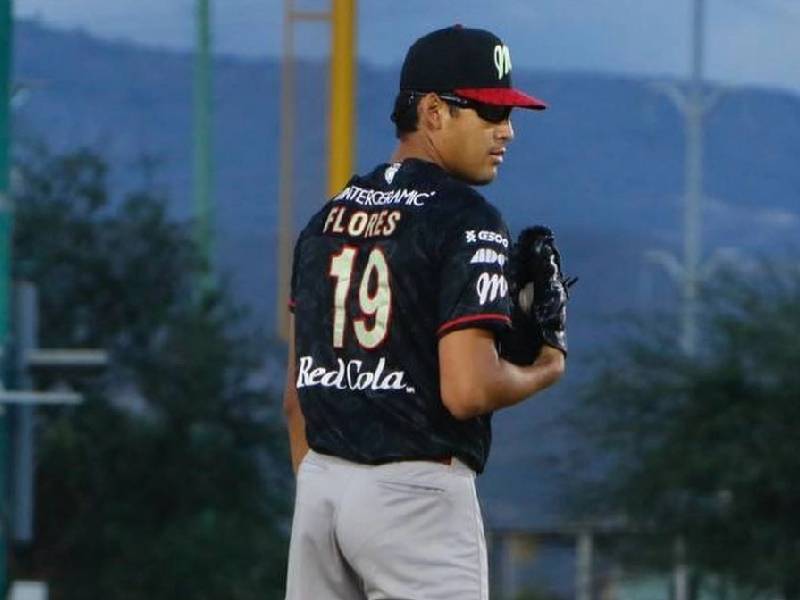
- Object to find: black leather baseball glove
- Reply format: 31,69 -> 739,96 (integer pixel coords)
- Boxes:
499,225 -> 576,364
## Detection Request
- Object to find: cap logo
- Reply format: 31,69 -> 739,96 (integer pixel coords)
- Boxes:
493,44 -> 512,80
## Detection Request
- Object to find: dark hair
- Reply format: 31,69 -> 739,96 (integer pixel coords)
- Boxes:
390,92 -> 421,138
390,91 -> 460,139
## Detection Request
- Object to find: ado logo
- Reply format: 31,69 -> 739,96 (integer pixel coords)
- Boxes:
476,272 -> 508,306
470,247 -> 507,266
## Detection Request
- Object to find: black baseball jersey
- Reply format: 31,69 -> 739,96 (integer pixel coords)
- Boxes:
290,158 -> 511,473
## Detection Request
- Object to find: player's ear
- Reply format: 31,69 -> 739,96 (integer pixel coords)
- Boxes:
418,92 -> 446,132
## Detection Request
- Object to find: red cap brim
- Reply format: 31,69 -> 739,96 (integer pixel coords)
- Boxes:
453,87 -> 547,110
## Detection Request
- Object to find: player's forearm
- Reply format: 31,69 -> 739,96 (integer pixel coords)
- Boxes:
284,402 -> 309,474
283,316 -> 308,474
283,382 -> 309,474
483,345 -> 565,413
442,345 -> 564,419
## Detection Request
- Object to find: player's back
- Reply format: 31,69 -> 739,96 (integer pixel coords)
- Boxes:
290,158 -> 512,472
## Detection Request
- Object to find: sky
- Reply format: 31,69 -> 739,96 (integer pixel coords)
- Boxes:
14,0 -> 800,95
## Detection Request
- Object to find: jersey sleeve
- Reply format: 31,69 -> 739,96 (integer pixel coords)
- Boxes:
436,200 -> 512,337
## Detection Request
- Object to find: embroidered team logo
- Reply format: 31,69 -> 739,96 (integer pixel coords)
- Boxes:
493,44 -> 512,80
384,163 -> 400,184
476,272 -> 508,305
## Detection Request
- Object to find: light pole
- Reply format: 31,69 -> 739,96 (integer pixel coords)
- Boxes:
647,0 -> 709,356
645,2 -> 728,598
276,0 -> 357,340
194,0 -> 215,301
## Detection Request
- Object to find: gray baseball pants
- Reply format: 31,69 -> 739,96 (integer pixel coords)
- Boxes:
284,449 -> 489,600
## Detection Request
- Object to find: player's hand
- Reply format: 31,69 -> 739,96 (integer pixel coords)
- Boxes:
501,226 -> 576,362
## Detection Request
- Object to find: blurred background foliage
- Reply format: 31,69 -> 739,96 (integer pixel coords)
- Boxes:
9,145 -> 291,599
574,261 -> 800,599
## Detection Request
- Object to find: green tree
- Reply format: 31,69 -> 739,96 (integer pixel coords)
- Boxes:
10,146 -> 291,599
576,265 -> 800,598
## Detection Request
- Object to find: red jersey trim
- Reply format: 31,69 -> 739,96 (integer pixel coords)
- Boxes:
437,313 -> 511,337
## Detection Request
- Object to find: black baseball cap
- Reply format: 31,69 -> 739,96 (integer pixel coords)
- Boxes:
399,25 -> 547,110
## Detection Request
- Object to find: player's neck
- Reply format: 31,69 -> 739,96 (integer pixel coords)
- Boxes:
390,134 -> 447,172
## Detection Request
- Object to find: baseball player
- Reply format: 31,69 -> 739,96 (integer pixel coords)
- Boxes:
283,25 -> 573,600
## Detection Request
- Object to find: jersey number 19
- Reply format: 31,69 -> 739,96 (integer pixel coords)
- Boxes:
329,246 -> 391,349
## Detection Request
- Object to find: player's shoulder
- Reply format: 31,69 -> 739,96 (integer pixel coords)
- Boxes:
428,174 -> 507,234
297,204 -> 329,242
305,159 -> 506,235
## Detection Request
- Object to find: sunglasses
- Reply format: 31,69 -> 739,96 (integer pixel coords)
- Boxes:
436,93 -> 513,124
404,91 -> 513,124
